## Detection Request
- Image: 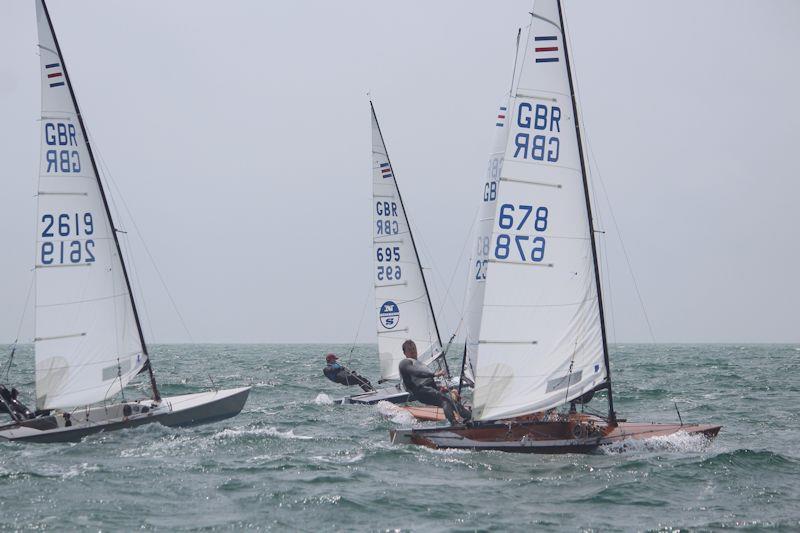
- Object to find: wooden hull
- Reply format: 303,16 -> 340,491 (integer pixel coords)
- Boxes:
397,405 -> 446,422
0,387 -> 250,443
389,415 -> 721,454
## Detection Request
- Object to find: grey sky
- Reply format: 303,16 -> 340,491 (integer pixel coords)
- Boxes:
1,0 -> 798,344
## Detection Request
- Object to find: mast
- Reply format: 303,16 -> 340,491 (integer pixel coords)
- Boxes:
370,101 -> 449,378
457,344 -> 468,395
39,0 -> 160,401
555,0 -> 614,422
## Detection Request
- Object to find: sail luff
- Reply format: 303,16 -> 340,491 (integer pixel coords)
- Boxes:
555,0 -> 614,421
36,0 -> 158,405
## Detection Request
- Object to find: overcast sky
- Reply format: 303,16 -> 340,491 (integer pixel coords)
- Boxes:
1,0 -> 798,344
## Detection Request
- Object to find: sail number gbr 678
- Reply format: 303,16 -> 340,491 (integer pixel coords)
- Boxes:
494,203 -> 548,263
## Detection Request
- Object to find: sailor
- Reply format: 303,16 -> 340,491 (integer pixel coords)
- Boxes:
398,340 -> 471,425
9,388 -> 34,419
0,385 -> 34,420
322,354 -> 375,392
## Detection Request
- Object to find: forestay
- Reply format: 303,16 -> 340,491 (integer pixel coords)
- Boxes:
472,0 -> 608,421
371,104 -> 442,381
34,0 -> 147,410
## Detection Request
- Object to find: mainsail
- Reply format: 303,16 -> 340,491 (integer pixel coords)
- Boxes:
371,103 -> 442,381
34,0 -> 150,409
471,0 -> 611,421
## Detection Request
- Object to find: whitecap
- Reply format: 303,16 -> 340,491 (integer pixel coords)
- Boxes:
213,426 -> 313,440
314,393 -> 333,405
375,400 -> 417,425
601,430 -> 713,454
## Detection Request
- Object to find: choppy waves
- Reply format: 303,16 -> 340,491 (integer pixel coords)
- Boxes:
1,343 -> 799,530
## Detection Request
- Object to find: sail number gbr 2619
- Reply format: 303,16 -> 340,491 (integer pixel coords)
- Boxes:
40,212 -> 96,265
494,203 -> 548,263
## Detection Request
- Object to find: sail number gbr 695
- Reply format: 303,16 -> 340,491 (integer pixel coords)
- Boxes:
375,200 -> 402,282
40,212 -> 96,265
494,203 -> 548,263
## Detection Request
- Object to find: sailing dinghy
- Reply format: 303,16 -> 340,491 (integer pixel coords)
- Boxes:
336,103 -> 452,406
390,0 -> 720,452
0,0 -> 250,443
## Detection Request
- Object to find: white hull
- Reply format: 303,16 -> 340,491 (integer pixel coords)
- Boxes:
0,387 -> 250,443
335,386 -> 409,405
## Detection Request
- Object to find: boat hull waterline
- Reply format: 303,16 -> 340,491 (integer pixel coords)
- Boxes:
390,418 -> 721,454
0,387 -> 250,443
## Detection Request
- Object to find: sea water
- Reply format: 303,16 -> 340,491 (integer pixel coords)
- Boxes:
0,343 -> 797,530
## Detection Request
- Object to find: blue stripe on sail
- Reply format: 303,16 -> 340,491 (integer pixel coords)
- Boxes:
500,107 -> 507,111
49,81 -> 65,87
534,36 -> 557,41
535,58 -> 559,63
380,163 -> 390,168
495,122 -> 504,127
45,62 -> 61,69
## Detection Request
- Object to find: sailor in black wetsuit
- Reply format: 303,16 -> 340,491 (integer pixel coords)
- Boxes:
322,354 -> 375,392
0,385 -> 34,421
398,340 -> 471,425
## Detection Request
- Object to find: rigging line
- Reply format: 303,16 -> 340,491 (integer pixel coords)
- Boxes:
587,144 -> 656,343
508,28 -> 522,96
561,7 -> 655,344
412,219 -> 470,335
345,279 -> 373,366
93,150 -> 157,346
586,147 -> 617,345
600,221 -> 618,344
435,205 -> 479,327
592,170 -> 618,345
90,136 -> 195,343
3,273 -> 35,381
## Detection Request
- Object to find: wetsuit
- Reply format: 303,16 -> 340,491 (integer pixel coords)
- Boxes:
398,359 -> 470,424
0,386 -> 34,421
323,363 -> 375,392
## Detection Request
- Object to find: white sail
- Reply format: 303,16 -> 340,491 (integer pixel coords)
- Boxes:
472,0 -> 607,421
34,0 -> 147,410
371,104 -> 442,381
464,99 -> 511,376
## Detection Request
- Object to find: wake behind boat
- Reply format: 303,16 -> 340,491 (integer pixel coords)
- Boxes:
0,0 -> 249,443
389,0 -> 720,453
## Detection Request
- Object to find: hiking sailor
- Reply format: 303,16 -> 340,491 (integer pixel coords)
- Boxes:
322,354 -> 375,392
0,385 -> 35,421
398,340 -> 471,425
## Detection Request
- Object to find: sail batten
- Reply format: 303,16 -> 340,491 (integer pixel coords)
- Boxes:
470,0 -> 609,422
371,103 -> 442,381
33,0 -> 151,410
